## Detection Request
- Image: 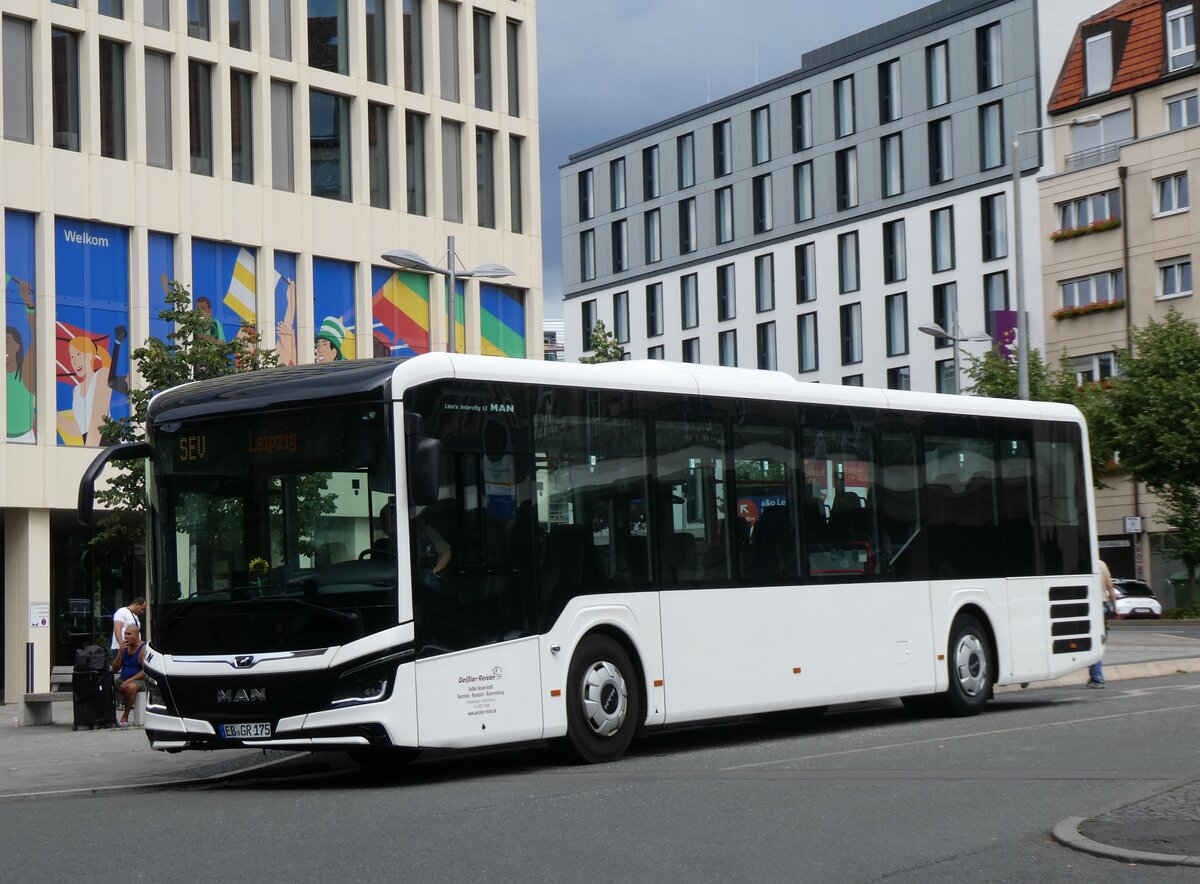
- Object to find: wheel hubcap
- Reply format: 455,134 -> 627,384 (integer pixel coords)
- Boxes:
581,660 -> 627,737
954,634 -> 987,697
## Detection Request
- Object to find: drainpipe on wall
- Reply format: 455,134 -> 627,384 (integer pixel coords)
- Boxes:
1117,164 -> 1143,580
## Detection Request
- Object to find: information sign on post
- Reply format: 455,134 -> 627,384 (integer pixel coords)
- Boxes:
1124,516 -> 1143,535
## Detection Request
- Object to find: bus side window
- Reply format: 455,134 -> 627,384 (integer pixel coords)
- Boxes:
732,420 -> 800,584
879,428 -> 927,581
654,414 -> 730,586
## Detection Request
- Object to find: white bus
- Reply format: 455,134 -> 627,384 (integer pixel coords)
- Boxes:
81,354 -> 1102,763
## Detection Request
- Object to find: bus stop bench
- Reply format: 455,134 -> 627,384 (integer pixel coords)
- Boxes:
19,691 -> 67,726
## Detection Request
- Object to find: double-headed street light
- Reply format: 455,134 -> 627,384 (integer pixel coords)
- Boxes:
918,309 -> 990,395
1010,112 -> 1102,399
382,237 -> 514,353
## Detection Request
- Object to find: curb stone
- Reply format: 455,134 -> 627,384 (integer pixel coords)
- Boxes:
1052,816 -> 1200,867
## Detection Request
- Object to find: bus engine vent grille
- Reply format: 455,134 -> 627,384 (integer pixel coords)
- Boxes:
1048,585 -> 1091,655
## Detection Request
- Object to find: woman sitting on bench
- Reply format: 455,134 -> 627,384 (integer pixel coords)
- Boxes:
112,624 -> 147,728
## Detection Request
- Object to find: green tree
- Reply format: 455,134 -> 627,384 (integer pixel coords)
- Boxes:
1105,309 -> 1200,603
93,281 -> 278,549
578,320 -> 625,363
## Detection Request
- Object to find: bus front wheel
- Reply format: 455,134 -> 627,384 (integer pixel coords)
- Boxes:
945,614 -> 992,716
565,634 -> 642,764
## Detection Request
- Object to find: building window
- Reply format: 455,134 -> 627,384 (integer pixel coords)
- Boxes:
933,282 -> 957,349
794,161 -> 814,222
682,337 -> 700,363
881,133 -> 903,197
611,220 -> 627,273
717,263 -> 736,322
644,209 -> 662,263
983,270 -> 1009,334
977,22 -> 1002,90
362,0 -> 387,83
716,185 -> 734,243
843,375 -> 864,387
887,366 -> 911,390
230,70 -> 253,183
646,283 -> 663,337
681,273 -> 699,329
270,0 -> 292,60
188,60 -> 213,174
931,206 -> 955,273
405,111 -> 426,214
1155,171 -> 1189,215
99,40 -> 127,161
51,29 -> 81,152
981,193 -> 1007,260
834,76 -> 855,138
3,17 -> 34,143
229,0 -> 252,51
580,299 -> 597,347
792,90 -> 812,151
679,198 -> 697,254
719,329 -> 738,367
840,302 -> 863,365
476,127 -> 496,226
755,253 -> 775,312
506,18 -> 521,115
752,105 -> 771,164
753,174 -> 773,233
883,219 -> 906,284
311,89 -> 352,201
578,168 -> 594,221
795,242 -> 816,303
473,10 -> 492,110
798,312 -> 818,373
1168,6 -> 1196,71
980,102 -> 1005,170
678,132 -> 695,188
1057,189 -> 1120,230
835,147 -> 857,210
838,231 -> 859,293
309,0 -> 349,75
100,0 -> 123,17
757,322 -> 777,370
510,134 -> 523,233
146,0 -> 170,30
1167,91 -> 1199,130
188,0 -> 211,40
439,1 -> 459,101
613,290 -> 629,343
610,157 -> 626,210
1072,352 -> 1118,385
145,51 -> 171,169
440,118 -> 462,220
1159,258 -> 1193,300
1085,32 -> 1113,95
885,292 -> 908,357
928,117 -> 953,184
643,145 -> 660,199
648,345 -> 665,360
404,0 -> 424,92
714,118 -> 732,176
878,59 -> 901,124
271,80 -> 293,190
580,229 -> 595,282
936,359 -> 955,394
1059,269 -> 1124,308
926,41 -> 948,107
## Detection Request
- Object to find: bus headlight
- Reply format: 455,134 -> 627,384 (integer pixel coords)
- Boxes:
144,673 -> 167,711
331,661 -> 393,707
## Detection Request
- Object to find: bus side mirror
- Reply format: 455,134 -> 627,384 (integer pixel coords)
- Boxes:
408,436 -> 441,506
78,441 -> 153,527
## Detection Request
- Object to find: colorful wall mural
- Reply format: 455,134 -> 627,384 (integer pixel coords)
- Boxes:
148,232 -> 175,344
312,257 -> 356,361
370,267 -> 431,358
192,239 -> 257,345
480,284 -> 526,358
55,217 -> 130,447
274,251 -> 298,366
5,211 -> 37,443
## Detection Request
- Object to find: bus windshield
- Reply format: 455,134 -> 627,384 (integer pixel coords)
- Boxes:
146,403 -> 397,655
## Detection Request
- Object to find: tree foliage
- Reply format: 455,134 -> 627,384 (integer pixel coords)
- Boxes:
93,281 -> 278,549
578,320 -> 625,363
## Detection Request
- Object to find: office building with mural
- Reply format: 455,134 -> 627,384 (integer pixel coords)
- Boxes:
0,0 -> 542,699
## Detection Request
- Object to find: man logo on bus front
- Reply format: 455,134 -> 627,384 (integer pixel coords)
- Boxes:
235,655 -> 255,668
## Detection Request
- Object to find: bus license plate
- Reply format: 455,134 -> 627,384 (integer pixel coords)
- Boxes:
221,722 -> 271,739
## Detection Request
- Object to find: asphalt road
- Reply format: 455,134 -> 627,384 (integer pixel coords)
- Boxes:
5,673 -> 1200,883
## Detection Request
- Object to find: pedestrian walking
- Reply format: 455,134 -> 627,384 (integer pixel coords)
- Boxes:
1089,560 -> 1117,688
111,596 -> 146,653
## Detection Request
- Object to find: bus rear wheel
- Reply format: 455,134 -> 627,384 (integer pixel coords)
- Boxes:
565,634 -> 642,764
945,614 -> 992,716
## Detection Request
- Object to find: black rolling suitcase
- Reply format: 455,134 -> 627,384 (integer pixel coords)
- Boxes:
72,645 -> 115,730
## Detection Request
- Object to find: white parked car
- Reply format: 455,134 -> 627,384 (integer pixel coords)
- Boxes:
1112,579 -> 1164,619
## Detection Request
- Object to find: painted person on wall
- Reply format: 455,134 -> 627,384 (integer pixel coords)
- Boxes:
6,277 -> 36,442
196,296 -> 226,341
276,278 -> 298,366
314,316 -> 349,362
57,336 -> 113,446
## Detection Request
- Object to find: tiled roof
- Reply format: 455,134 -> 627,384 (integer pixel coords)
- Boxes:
1048,0 -> 1177,113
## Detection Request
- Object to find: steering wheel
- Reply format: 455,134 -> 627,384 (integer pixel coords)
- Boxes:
359,547 -> 396,559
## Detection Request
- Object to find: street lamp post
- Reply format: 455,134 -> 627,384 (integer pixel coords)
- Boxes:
1010,112 -> 1102,399
382,239 -> 514,354
918,297 -> 990,394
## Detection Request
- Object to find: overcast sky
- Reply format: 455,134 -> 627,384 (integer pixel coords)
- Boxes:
536,0 -> 929,319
